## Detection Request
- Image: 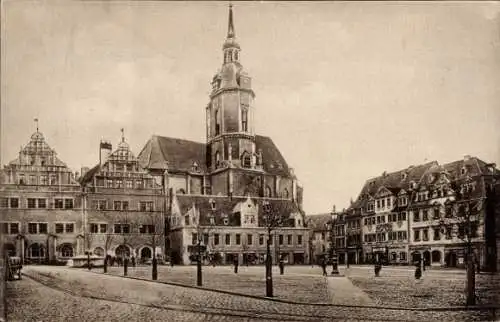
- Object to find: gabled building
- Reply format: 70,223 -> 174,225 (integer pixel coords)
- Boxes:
0,128 -> 81,263
347,157 -> 500,270
79,134 -> 165,261
137,5 -> 307,265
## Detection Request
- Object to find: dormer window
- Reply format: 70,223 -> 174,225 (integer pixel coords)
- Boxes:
401,173 -> 407,180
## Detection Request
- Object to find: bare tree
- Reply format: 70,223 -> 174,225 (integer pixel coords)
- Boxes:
116,211 -> 132,276
438,188 -> 484,305
145,210 -> 164,280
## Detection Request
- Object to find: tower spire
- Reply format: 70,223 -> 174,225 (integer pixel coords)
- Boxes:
121,128 -> 125,142
227,3 -> 235,39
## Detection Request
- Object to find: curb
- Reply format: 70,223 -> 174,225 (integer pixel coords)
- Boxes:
53,268 -> 500,313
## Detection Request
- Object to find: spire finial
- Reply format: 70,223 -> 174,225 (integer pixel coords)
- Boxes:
227,2 -> 235,38
34,118 -> 39,132
121,128 -> 125,142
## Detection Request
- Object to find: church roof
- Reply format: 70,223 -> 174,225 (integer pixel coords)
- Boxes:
138,136 -> 207,173
137,134 -> 292,177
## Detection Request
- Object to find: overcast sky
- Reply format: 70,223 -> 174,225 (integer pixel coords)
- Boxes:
2,1 -> 500,214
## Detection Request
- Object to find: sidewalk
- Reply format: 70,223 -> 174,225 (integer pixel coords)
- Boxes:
326,276 -> 374,306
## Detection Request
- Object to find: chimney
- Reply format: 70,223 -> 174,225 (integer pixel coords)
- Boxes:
99,140 -> 112,165
464,155 -> 471,162
382,171 -> 387,177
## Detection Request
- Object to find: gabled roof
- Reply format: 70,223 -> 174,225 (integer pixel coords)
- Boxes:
137,134 -> 292,177
79,164 -> 100,185
306,214 -> 331,231
175,195 -> 299,227
138,136 -> 207,173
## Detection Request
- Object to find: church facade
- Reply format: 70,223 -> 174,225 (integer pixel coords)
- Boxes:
137,6 -> 307,265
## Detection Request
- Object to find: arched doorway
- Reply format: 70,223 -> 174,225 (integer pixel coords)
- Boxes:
4,243 -> 16,257
431,250 -> 441,264
115,245 -> 130,257
59,244 -> 74,258
140,247 -> 152,259
423,251 -> 431,266
27,243 -> 45,259
446,251 -> 457,267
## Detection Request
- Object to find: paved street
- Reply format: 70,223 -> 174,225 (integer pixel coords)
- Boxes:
5,265 -> 498,321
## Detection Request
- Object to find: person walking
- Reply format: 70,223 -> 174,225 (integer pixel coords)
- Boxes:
131,255 -> 136,268
321,259 -> 327,276
233,257 -> 239,274
279,259 -> 285,275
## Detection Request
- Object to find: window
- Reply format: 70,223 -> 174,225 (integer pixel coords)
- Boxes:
279,234 -> 284,245
192,233 -> 198,245
27,198 -> 37,208
0,198 -> 8,208
259,234 -> 264,245
203,233 -> 209,245
185,216 -> 190,226
126,180 -> 133,188
215,110 -> 221,135
400,252 -> 407,261
391,252 -> 397,261
29,175 -> 36,185
40,175 -> 48,185
376,200 -> 380,209
54,199 -> 64,209
445,207 -> 453,218
423,229 -> 429,241
413,211 -> 420,222
114,224 -> 130,234
10,198 -> 19,209
49,175 -> 57,185
225,234 -> 231,245
433,228 -> 440,240
242,154 -> 251,168
381,199 -> 385,208
422,210 -> 428,221
236,234 -> 241,245
241,109 -> 248,132
122,201 -> 129,210
38,199 -> 46,208
297,235 -> 303,245
367,202 -> 374,212
287,234 -> 292,245
90,223 -> 99,233
55,223 -> 64,234
140,201 -> 154,212
387,198 -> 392,207
115,179 -> 123,188
214,234 -> 220,245
414,230 -> 420,241
114,201 -> 122,210
139,225 -> 155,234
61,244 -> 73,258
247,234 -> 253,245
10,223 -> 19,234
19,174 -> 25,185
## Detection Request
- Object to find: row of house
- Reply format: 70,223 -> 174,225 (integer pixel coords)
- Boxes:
309,158 -> 500,271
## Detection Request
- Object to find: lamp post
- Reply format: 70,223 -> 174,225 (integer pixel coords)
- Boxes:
328,206 -> 340,275
196,231 -> 203,286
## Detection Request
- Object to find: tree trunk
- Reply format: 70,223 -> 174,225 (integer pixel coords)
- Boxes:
103,256 -> 108,273
152,256 -> 158,280
466,244 -> 476,305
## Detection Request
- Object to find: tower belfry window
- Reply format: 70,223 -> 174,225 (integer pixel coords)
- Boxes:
241,109 -> 248,132
215,110 -> 221,135
234,51 -> 239,61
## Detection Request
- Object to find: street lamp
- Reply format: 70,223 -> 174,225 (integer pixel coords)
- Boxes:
328,206 -> 340,275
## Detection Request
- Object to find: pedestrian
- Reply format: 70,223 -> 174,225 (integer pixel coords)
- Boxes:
321,259 -> 327,276
131,255 -> 136,268
279,259 -> 285,275
233,257 -> 239,274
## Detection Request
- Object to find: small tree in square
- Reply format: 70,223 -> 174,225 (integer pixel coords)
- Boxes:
438,188 -> 484,306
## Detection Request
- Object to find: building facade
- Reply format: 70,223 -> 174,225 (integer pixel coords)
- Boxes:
78,135 -> 166,261
0,130 -> 81,263
345,156 -> 500,270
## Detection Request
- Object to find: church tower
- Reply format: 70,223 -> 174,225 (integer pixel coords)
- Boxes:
206,5 -> 259,172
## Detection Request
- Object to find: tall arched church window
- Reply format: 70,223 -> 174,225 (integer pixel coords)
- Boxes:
264,185 -> 272,197
283,188 -> 289,199
215,151 -> 221,168
241,109 -> 248,132
215,109 -> 221,135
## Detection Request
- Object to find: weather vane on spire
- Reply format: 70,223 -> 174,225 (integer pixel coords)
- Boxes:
121,128 -> 125,142
227,2 -> 235,38
34,118 -> 39,132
